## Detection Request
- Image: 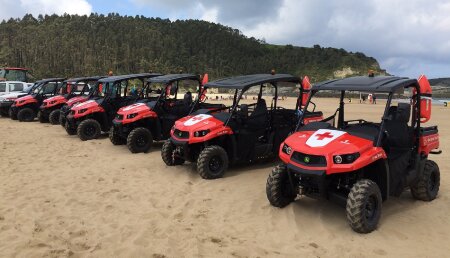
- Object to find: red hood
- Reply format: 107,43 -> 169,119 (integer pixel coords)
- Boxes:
43,95 -> 66,104
66,96 -> 88,107
15,95 -> 34,103
71,99 -> 99,111
285,129 -> 373,156
117,103 -> 150,115
174,114 -> 225,132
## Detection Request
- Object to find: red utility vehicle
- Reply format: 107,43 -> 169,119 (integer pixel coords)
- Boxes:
10,78 -> 65,122
39,76 -> 104,124
162,73 -> 323,179
111,74 -> 222,153
65,73 -> 161,140
266,75 -> 441,233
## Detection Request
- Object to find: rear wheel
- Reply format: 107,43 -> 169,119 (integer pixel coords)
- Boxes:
109,126 -> 125,145
161,140 -> 184,166
197,145 -> 228,179
77,119 -> 101,141
346,179 -> 382,233
0,109 -> 8,117
18,108 -> 35,122
59,113 -> 66,127
266,164 -> 297,207
49,109 -> 61,125
9,108 -> 17,120
64,121 -> 76,135
37,111 -> 47,123
127,127 -> 153,153
411,160 -> 440,201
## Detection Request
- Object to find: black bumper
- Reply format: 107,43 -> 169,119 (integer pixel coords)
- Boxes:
112,120 -> 132,138
287,163 -> 327,199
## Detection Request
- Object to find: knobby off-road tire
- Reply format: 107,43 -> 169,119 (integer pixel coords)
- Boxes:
109,126 -> 126,145
59,113 -> 66,127
411,160 -> 440,201
49,109 -> 61,125
197,145 -> 228,179
17,108 -> 35,122
65,121 -> 76,135
127,127 -> 153,153
77,119 -> 101,141
346,179 -> 382,234
266,164 -> 297,208
37,110 -> 47,123
9,108 -> 17,120
161,140 -> 185,166
0,109 -> 8,117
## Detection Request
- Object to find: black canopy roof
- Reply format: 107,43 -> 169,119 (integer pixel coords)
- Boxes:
65,76 -> 106,83
36,78 -> 66,83
148,74 -> 198,84
98,73 -> 161,83
204,74 -> 300,90
313,76 -> 418,93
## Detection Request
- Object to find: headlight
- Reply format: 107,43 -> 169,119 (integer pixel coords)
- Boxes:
19,100 -> 25,104
78,108 -> 88,114
194,129 -> 210,137
127,113 -> 138,119
282,143 -> 292,155
334,153 -> 360,164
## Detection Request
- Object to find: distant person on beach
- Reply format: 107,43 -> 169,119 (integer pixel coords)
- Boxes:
373,94 -> 377,104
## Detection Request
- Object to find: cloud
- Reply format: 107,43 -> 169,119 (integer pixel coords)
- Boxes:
130,0 -> 450,78
0,0 -> 92,20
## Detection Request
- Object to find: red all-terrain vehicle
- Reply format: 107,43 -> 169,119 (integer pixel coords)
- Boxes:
266,75 -> 441,233
39,76 -> 105,124
10,78 -> 65,122
162,73 -> 323,179
111,73 -> 223,153
65,73 -> 161,140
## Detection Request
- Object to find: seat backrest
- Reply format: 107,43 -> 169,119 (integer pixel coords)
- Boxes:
249,98 -> 267,119
384,104 -> 411,150
246,99 -> 268,130
183,91 -> 192,105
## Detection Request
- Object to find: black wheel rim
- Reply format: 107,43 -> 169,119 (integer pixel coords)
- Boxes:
208,155 -> 223,175
365,195 -> 378,221
136,134 -> 148,147
429,171 -> 437,192
84,125 -> 96,137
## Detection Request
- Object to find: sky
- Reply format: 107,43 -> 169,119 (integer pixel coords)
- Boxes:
1,0 -> 450,79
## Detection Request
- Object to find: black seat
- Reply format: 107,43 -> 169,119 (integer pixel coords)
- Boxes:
384,103 -> 412,196
246,99 -> 268,130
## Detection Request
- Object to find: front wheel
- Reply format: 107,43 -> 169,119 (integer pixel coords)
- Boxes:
266,164 -> 297,208
77,119 -> 101,141
161,140 -> 185,166
346,179 -> 382,233
127,127 -> 153,153
197,145 -> 228,179
17,108 -> 35,122
65,121 -> 76,135
9,108 -> 17,120
37,110 -> 47,123
49,109 -> 61,125
109,126 -> 126,145
411,160 -> 440,201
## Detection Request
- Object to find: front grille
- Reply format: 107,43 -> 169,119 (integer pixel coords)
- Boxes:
173,129 -> 189,139
291,152 -> 326,167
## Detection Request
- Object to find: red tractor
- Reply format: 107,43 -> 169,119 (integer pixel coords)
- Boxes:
39,76 -> 105,124
10,78 -> 65,122
162,73 -> 323,179
266,75 -> 441,233
65,73 -> 161,140
0,67 -> 32,82
111,73 -> 223,153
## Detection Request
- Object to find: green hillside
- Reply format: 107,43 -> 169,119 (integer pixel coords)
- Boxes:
0,13 -> 383,81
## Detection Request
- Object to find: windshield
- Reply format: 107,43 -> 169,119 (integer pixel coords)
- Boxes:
0,69 -> 27,82
35,82 -> 59,95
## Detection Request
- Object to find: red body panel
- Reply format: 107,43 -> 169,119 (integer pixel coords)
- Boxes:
66,96 -> 88,107
14,95 -> 37,107
114,103 -> 158,124
281,130 -> 386,175
419,133 -> 439,155
70,100 -> 105,119
304,115 -> 324,124
42,95 -> 67,109
171,114 -> 233,144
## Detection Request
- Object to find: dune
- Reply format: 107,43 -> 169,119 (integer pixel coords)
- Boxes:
0,98 -> 448,257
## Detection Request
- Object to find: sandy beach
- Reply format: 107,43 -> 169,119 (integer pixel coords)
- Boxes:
0,98 -> 449,257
